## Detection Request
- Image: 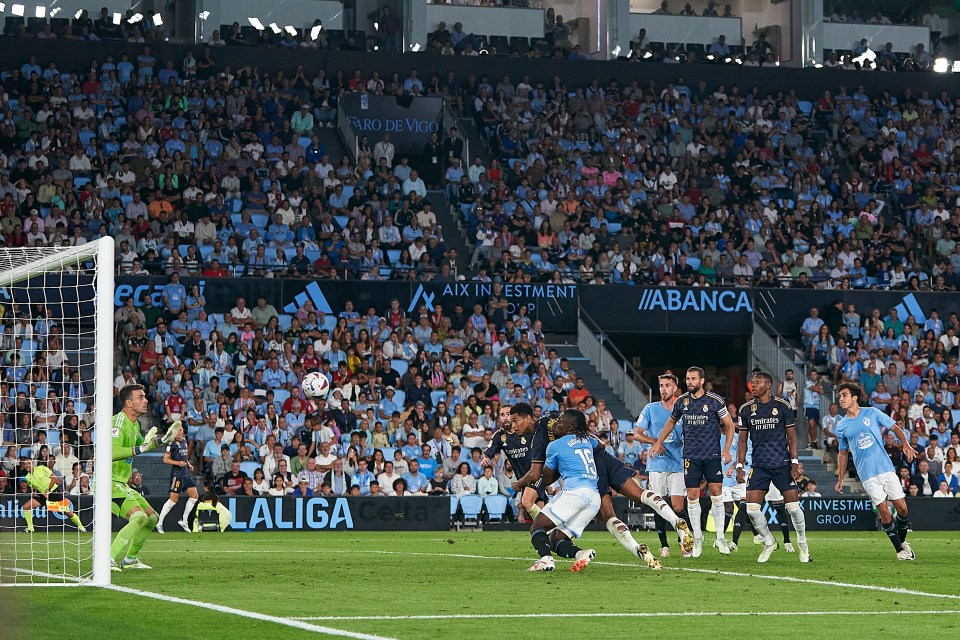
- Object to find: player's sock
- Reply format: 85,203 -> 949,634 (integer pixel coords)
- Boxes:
723,509 -> 734,534
640,490 -> 678,527
677,506 -> 689,544
774,503 -> 791,543
127,513 -> 159,558
531,528 -> 552,558
687,498 -> 702,539
159,499 -> 176,525
881,518 -> 903,552
553,538 -> 581,559
69,513 -> 84,530
527,504 -> 541,519
785,502 -> 807,544
605,516 -> 641,556
182,497 -> 198,523
23,508 -> 33,531
732,502 -> 749,544
654,514 -> 669,548
710,496 -> 726,540
895,513 -> 910,543
746,503 -> 775,545
111,511 -> 148,561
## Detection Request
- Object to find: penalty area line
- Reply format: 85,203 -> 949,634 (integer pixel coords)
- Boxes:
11,568 -> 398,640
292,610 -> 960,621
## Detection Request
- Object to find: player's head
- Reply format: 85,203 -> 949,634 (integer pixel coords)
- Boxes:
750,371 -> 774,398
119,384 -> 148,417
560,409 -> 590,439
498,404 -> 512,429
685,367 -> 705,393
837,382 -> 862,410
510,402 -> 535,433
658,373 -> 679,400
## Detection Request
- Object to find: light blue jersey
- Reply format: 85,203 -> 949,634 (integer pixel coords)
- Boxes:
835,406 -> 896,482
720,432 -> 752,487
636,401 -> 683,473
545,434 -> 599,491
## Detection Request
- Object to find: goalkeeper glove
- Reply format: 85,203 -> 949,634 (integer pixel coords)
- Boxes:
160,421 -> 182,446
134,427 -> 159,455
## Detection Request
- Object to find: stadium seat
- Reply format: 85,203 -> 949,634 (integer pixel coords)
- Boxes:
459,494 -> 484,526
78,131 -> 96,146
430,390 -> 446,407
686,256 -> 701,270
450,496 -> 460,525
617,419 -> 633,440
392,390 -> 405,407
73,177 -> 91,188
484,495 -> 508,522
277,314 -> 292,331
321,315 -> 337,332
379,447 -> 396,460
250,213 -> 269,229
387,250 -> 401,264
46,430 -> 60,447
297,136 -> 312,149
273,388 -> 291,408
334,215 -> 349,229
391,360 -> 408,377
239,461 -> 261,477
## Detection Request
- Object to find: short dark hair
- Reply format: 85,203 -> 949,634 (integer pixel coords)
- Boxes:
658,373 -> 678,385
511,402 -> 534,418
118,384 -> 146,407
753,371 -> 774,385
837,382 -> 862,402
686,366 -> 705,378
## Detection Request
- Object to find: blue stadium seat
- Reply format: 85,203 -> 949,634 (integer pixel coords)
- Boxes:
250,213 -> 269,229
304,250 -> 321,263
46,430 -> 60,447
297,136 -> 312,149
392,390 -> 405,407
686,256 -> 701,270
333,216 -> 349,229
273,388 -> 291,408
277,314 -> 292,331
379,446 -> 396,460
73,177 -> 90,188
484,494 -> 508,522
617,419 -> 633,440
239,461 -> 261,477
120,194 -> 133,207
321,315 -> 337,332
391,360 -> 408,377
387,250 -> 401,264
450,496 -> 460,523
607,222 -> 622,234
430,390 -> 446,407
78,131 -> 96,146
798,100 -> 813,116
459,494 -> 483,526
199,245 -> 214,260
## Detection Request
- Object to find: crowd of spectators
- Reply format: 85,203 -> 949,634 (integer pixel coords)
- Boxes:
796,300 -> 960,497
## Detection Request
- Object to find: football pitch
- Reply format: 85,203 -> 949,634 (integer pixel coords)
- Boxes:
5,530 -> 960,639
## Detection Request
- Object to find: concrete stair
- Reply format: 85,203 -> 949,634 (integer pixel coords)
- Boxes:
130,451 -> 169,497
544,337 -> 632,426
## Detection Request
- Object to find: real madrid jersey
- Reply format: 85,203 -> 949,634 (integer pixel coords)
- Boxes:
738,397 -> 795,469
835,406 -> 896,481
669,391 -> 729,460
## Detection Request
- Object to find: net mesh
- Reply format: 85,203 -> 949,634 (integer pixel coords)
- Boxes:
0,242 -> 107,585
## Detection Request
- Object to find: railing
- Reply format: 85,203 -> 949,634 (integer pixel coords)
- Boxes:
338,102 -> 359,162
577,308 -> 651,418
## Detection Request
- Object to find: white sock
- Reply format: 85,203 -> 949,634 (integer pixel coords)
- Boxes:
687,497 -> 702,539
747,503 -> 776,545
526,504 -> 541,519
605,516 -> 641,556
710,495 -> 726,540
786,502 -> 807,544
181,498 -> 198,523
158,499 -> 176,525
640,489 -> 678,527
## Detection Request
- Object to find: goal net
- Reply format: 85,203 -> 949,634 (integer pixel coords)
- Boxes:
0,238 -> 114,586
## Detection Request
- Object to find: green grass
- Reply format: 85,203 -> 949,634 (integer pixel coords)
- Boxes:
5,530 -> 960,639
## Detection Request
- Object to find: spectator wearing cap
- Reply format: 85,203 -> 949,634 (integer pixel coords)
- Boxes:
618,431 -> 643,468
291,104 -> 314,134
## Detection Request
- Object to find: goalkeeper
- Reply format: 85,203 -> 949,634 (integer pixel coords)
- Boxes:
21,458 -> 86,533
110,384 -> 181,571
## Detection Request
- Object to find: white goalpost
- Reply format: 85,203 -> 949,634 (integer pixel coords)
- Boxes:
0,237 -> 114,586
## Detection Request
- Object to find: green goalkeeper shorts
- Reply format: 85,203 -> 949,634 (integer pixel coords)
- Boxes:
111,481 -> 151,519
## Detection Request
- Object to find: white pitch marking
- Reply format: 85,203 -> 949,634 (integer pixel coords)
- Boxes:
292,610 -> 960,622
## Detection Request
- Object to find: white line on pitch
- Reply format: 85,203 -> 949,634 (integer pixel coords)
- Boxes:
292,610 -> 960,622
11,568 -> 398,640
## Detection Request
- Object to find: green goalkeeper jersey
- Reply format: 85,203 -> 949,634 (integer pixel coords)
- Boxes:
111,411 -> 144,484
25,464 -> 56,493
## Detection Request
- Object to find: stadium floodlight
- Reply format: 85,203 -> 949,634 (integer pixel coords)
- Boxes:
34,5 -> 44,17
611,45 -> 621,57
373,21 -> 379,30
127,12 -> 143,23
1,3 -> 7,12
50,5 -> 59,15
268,22 -> 280,33
0,239 -> 116,586
410,42 -> 421,51
11,4 -> 24,16
247,16 -> 263,30
934,57 -> 949,73
953,61 -> 960,73
198,10 -> 210,19
310,24 -> 322,39
284,25 -> 297,36
74,9 -> 83,18
706,53 -> 715,60
151,12 -> 162,26
852,47 -> 876,69
112,12 -> 121,24
642,50 -> 653,59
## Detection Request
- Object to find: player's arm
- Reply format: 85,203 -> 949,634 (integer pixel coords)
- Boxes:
735,423 -> 748,484
163,446 -> 189,469
650,415 -> 678,456
481,432 -> 502,467
720,413 -> 736,464
514,462 -> 543,491
888,421 -> 916,462
632,409 -> 657,445
539,442 -> 559,487
834,429 -> 849,493
785,414 -> 801,480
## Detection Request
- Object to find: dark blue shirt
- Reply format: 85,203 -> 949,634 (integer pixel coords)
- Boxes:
166,439 -> 190,478
670,391 -> 730,459
485,428 -> 534,479
737,397 -> 795,469
530,413 -> 561,464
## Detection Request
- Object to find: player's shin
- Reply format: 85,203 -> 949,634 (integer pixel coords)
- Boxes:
127,513 -> 159,559
112,511 -> 148,561
605,516 -> 641,555
746,503 -> 775,545
640,489 -> 678,527
774,503 -> 792,543
686,497 -> 703,539
785,502 -> 807,544
526,504 -> 541,519
182,497 -> 198,526
732,501 -> 749,544
552,538 -> 581,559
654,514 -> 669,548
158,499 -> 176,525
895,513 -> 910,543
723,509 -> 733,534
68,513 -> 85,531
22,508 -> 34,532
710,495 -> 726,540
531,528 -> 553,558
881,517 -> 903,552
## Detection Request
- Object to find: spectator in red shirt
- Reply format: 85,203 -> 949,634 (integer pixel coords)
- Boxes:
221,460 -> 248,495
